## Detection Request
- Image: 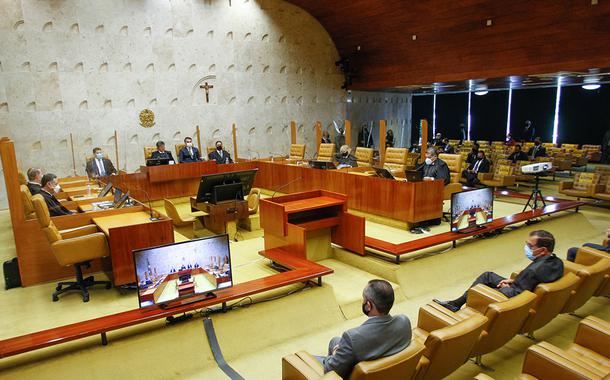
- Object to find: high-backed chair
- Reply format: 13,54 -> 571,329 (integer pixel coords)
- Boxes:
282,340 -> 425,380
518,317 -> 610,380
479,164 -> 516,189
559,172 -> 602,199
595,166 -> 610,185
164,198 -> 206,238
562,258 -> 610,314
317,143 -> 335,162
412,308 -> 488,380
568,246 -> 610,297
355,147 -> 374,167
405,153 -> 420,169
20,185 -> 36,219
438,153 -> 464,207
143,146 -> 156,160
247,188 -> 261,215
562,143 -> 579,152
31,194 -> 111,302
520,272 -> 581,338
289,144 -> 306,160
583,145 -> 602,162
383,148 -> 409,172
175,143 -> 186,159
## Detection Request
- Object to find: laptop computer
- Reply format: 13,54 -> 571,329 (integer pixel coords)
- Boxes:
98,182 -> 113,197
405,170 -> 423,182
91,189 -> 129,210
373,167 -> 395,180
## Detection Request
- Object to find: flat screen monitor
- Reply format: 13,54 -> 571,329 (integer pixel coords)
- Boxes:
115,191 -> 130,208
146,158 -> 171,166
450,187 -> 494,232
98,182 -> 113,197
133,235 -> 233,308
196,169 -> 258,204
373,167 -> 395,180
308,160 -> 336,170
404,170 -> 423,182
113,188 -> 123,204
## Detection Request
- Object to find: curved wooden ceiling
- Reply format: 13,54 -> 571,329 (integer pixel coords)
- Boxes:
287,0 -> 610,91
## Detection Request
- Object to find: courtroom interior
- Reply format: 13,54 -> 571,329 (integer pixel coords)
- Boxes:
1,1 -> 610,380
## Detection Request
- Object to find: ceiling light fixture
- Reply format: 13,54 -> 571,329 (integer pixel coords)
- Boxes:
474,90 -> 488,96
582,83 -> 601,90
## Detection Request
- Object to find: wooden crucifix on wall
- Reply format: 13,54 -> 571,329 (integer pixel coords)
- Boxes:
200,82 -> 214,103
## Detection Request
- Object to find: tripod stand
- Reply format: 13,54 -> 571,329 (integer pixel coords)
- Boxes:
523,173 -> 547,212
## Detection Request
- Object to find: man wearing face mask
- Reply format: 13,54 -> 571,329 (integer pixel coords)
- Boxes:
208,141 -> 233,164
86,147 -> 117,179
417,147 -> 450,185
319,279 -> 412,379
527,137 -> 547,159
462,150 -> 491,187
433,230 -> 563,313
39,173 -> 74,216
335,145 -> 358,168
178,137 -> 202,163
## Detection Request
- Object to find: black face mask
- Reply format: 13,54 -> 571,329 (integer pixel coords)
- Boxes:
342,152 -> 349,157
216,146 -> 223,151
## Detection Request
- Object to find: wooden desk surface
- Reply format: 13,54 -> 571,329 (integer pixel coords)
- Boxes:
92,212 -> 155,235
61,185 -> 101,193
281,196 -> 345,213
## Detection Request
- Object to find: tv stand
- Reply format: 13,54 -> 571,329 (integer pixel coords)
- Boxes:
456,225 -> 486,234
159,291 -> 217,310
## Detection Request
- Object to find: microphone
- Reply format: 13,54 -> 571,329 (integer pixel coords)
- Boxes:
131,186 -> 159,221
271,177 -> 303,198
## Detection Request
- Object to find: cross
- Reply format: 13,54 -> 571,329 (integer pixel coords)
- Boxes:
200,82 -> 214,103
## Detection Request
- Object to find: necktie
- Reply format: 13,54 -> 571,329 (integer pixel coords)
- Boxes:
188,147 -> 193,157
473,160 -> 482,173
98,159 -> 105,176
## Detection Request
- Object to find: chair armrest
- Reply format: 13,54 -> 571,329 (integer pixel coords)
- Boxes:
559,181 -> 574,191
60,224 -> 99,239
583,183 -> 599,195
417,303 -> 459,332
522,342 -> 601,380
603,239 -> 608,247
563,260 -> 585,276
51,233 -> 109,266
191,211 -> 209,217
59,200 -> 79,209
502,175 -> 516,186
282,353 -> 325,380
466,284 -> 509,314
574,247 -> 608,267
594,184 -> 605,193
478,173 -> 493,181
510,271 -> 520,280
474,373 -> 495,380
573,316 -> 610,358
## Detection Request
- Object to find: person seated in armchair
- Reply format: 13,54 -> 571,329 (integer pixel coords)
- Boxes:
566,229 -> 610,262
178,136 -> 202,163
434,230 -> 563,312
461,150 -> 491,187
208,140 -> 233,164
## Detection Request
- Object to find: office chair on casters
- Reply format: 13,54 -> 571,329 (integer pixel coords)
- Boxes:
31,195 -> 112,302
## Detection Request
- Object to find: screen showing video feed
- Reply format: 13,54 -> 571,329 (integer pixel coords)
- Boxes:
133,235 -> 232,308
450,188 -> 494,232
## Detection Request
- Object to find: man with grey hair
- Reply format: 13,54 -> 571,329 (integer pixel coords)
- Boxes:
335,145 -> 358,168
26,168 -> 43,195
418,147 -> 450,185
319,279 -> 411,379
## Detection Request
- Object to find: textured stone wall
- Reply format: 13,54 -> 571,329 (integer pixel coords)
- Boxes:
0,0 -> 346,207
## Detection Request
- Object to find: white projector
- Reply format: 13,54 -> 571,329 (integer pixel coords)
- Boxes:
521,162 -> 553,174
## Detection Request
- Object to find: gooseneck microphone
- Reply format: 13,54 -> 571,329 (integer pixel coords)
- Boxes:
132,186 -> 159,221
271,177 -> 303,198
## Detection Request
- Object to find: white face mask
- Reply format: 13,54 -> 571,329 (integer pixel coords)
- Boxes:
95,153 -> 103,159
186,142 -> 193,147
425,158 -> 433,165
53,184 -> 61,193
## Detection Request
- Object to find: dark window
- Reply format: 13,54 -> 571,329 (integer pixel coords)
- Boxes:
411,95 -> 434,145
435,93 -> 468,140
558,85 -> 610,145
471,90 -> 509,142
510,87 -> 556,142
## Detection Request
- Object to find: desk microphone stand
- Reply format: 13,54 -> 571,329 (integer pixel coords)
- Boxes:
523,173 -> 547,213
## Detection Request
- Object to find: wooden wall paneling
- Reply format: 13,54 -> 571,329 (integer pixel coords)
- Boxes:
421,119 -> 428,161
331,212 -> 365,255
379,120 -> 386,162
345,120 -> 351,148
290,121 -> 297,145
315,121 -> 322,155
259,199 -> 287,236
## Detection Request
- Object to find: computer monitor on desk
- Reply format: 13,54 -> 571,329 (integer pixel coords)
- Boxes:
98,182 -> 113,197
196,169 -> 258,204
146,158 -> 173,166
309,160 -> 336,170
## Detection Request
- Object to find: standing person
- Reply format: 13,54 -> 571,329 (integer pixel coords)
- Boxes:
86,147 -> 117,178
335,127 -> 346,152
523,120 -> 535,142
386,129 -> 395,148
208,140 -> 233,164
603,128 -> 610,164
178,136 -> 202,163
358,125 -> 372,148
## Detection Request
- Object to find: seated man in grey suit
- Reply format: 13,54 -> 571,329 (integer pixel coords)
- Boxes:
150,141 -> 175,162
85,147 -> 117,178
319,279 -> 412,379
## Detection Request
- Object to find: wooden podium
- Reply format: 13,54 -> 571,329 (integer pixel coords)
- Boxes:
190,197 -> 249,235
260,190 -> 365,260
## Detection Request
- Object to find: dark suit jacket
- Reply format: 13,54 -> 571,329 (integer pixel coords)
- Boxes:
512,254 -> 563,294
335,154 -> 358,168
208,149 -> 233,164
86,158 -> 117,178
178,146 -> 201,163
323,315 -> 412,379
27,182 -> 42,195
442,144 -> 455,154
150,150 -> 175,162
468,158 -> 491,173
508,151 -> 529,163
418,159 -> 450,185
40,189 -> 72,216
527,145 -> 547,158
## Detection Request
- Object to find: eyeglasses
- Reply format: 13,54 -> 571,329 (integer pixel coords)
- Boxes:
525,241 -> 537,249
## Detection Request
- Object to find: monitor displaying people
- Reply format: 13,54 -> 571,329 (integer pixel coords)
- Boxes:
450,188 -> 494,232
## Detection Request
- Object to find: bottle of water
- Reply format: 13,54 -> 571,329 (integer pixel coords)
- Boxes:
225,157 -> 229,164
87,183 -> 91,196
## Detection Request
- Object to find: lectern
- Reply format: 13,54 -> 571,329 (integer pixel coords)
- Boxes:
260,190 -> 365,260
190,197 -> 249,235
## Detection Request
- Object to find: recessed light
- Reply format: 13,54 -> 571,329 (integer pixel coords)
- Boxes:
486,19 -> 492,26
412,34 -> 417,40
474,91 -> 488,96
582,84 -> 601,90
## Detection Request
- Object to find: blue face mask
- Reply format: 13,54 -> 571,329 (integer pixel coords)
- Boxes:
524,245 -> 536,261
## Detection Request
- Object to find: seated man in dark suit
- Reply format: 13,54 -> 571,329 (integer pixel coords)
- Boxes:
461,150 -> 491,187
527,138 -> 547,159
508,144 -> 529,163
85,147 -> 117,178
566,229 -> 610,262
150,141 -> 175,162
26,167 -> 43,195
434,230 -> 563,312
335,145 -> 358,168
208,141 -> 233,164
440,138 -> 455,154
39,173 -> 73,216
319,279 -> 412,379
178,136 -> 202,163
418,147 -> 450,185
466,143 -> 480,166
